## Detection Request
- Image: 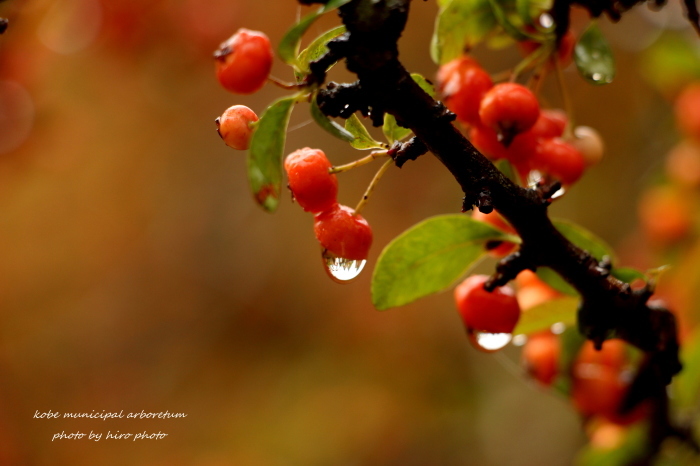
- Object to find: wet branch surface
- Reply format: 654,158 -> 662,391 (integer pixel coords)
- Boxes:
300,0 -> 696,461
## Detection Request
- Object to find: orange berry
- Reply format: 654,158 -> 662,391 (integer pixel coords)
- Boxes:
215,28 -> 273,94
314,204 -> 372,260
479,83 -> 540,137
638,185 -> 692,245
665,140 -> 700,187
284,148 -> 338,213
215,105 -> 258,150
522,331 -> 560,386
454,275 -> 521,334
530,137 -> 585,185
437,56 -> 493,126
675,83 -> 700,141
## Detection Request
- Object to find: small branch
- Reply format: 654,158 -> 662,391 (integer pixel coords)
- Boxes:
329,149 -> 388,174
355,158 -> 393,215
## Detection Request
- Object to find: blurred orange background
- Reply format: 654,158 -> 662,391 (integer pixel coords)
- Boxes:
0,0 -> 692,464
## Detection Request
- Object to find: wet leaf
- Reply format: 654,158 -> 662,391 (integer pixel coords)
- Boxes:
247,96 -> 296,212
611,267 -> 646,284
372,215 -> 518,310
574,22 -> 615,85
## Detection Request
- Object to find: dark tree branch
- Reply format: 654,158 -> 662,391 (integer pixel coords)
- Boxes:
303,0 -> 689,461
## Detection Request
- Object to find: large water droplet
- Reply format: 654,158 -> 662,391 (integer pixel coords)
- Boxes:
467,327 -> 512,352
322,249 -> 366,283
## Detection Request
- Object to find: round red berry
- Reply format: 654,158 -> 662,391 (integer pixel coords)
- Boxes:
314,204 -> 373,260
675,83 -> 700,141
454,275 -> 521,334
530,109 -> 568,139
479,83 -> 540,137
522,331 -> 560,386
530,137 -> 585,185
284,148 -> 338,213
437,56 -> 493,126
215,105 -> 258,150
215,28 -> 273,95
469,123 -> 537,165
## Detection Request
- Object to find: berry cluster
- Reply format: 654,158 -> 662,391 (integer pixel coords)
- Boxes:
285,148 -> 373,281
213,28 -> 274,151
437,55 -> 604,187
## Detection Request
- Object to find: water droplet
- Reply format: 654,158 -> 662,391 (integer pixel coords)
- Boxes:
550,322 -> 566,334
551,185 -> 566,199
467,327 -> 512,352
322,249 -> 366,283
512,334 -> 527,346
539,13 -> 554,29
527,170 -> 542,188
591,73 -> 603,82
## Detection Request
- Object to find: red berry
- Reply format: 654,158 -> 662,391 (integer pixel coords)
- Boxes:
436,56 -> 493,126
469,123 -> 537,165
471,209 -> 518,257
571,340 -> 647,425
284,148 -> 338,213
675,83 -> 700,141
530,137 -> 585,185
638,185 -> 692,245
215,105 -> 258,150
454,275 -> 521,334
215,28 -> 273,94
522,331 -> 560,386
479,83 -> 540,137
314,204 -> 373,260
531,109 -> 568,139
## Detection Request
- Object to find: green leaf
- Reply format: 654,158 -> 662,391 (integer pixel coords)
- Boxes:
247,96 -> 296,212
672,330 -> 700,410
487,0 -> 532,41
536,267 -> 577,296
382,74 -> 432,143
296,25 -> 346,78
410,72 -> 436,98
382,114 -> 411,144
431,0 -> 497,64
574,22 -> 615,85
611,267 -> 646,284
553,218 -> 616,263
513,296 -> 579,335
493,159 -> 522,185
575,423 -> 648,466
310,94 -> 355,142
278,0 -> 352,66
535,219 -> 615,295
345,114 -> 384,150
640,32 -> 700,94
371,215 -> 518,310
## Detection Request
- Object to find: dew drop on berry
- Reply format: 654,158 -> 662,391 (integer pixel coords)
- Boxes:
467,327 -> 513,352
322,249 -> 366,283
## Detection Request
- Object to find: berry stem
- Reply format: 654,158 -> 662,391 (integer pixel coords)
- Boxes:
554,59 -> 575,139
267,75 -> 303,90
329,150 -> 389,174
354,158 -> 393,215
